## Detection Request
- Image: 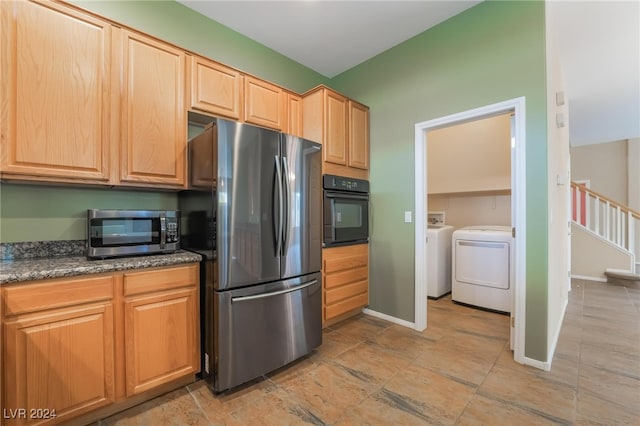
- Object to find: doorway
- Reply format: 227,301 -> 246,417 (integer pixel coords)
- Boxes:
414,97 -> 527,365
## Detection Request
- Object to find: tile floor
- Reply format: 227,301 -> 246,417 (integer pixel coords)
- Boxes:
96,279 -> 640,425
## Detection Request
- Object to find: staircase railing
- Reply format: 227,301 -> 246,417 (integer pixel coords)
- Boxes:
571,181 -> 640,273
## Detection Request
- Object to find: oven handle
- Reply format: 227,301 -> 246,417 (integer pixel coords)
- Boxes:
230,280 -> 318,303
159,213 -> 166,248
324,191 -> 369,200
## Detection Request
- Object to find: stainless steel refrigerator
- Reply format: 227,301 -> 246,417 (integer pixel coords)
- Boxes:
179,116 -> 322,392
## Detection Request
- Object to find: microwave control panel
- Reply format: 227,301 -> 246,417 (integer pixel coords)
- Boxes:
167,220 -> 180,243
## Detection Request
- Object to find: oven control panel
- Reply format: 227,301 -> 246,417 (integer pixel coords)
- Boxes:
323,175 -> 369,193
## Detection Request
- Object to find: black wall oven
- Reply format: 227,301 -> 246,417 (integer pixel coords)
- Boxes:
323,175 -> 369,247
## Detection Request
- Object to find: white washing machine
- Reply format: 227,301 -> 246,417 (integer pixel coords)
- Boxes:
452,226 -> 513,313
427,224 -> 455,298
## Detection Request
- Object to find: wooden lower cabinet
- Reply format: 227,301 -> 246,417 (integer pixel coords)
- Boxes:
322,244 -> 369,325
1,263 -> 199,426
123,266 -> 199,396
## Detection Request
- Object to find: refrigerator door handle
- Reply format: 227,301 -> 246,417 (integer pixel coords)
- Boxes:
230,279 -> 318,303
274,155 -> 284,255
281,156 -> 290,256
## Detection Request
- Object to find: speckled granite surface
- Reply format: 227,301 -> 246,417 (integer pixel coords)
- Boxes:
0,250 -> 202,285
0,240 -> 86,260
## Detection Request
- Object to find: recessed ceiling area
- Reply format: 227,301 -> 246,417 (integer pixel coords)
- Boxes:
177,0 -> 639,147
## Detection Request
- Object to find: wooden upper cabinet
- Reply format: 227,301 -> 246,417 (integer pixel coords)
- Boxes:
348,101 -> 369,170
189,55 -> 243,120
244,76 -> 284,131
118,29 -> 187,188
302,86 -> 368,179
325,90 -> 348,166
0,0 -> 112,183
285,92 -> 303,137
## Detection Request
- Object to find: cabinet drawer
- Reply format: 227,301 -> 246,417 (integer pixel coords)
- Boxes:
123,264 -> 198,296
325,266 -> 367,290
2,275 -> 114,316
324,253 -> 368,273
325,280 -> 368,305
325,293 -> 369,320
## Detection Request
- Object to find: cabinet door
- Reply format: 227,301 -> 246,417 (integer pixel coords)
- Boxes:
119,29 -> 186,188
348,101 -> 369,170
124,287 -> 199,396
324,91 -> 348,166
244,76 -> 284,130
4,303 -> 116,425
0,0 -> 112,183
285,92 -> 303,137
122,264 -> 199,397
189,56 -> 243,120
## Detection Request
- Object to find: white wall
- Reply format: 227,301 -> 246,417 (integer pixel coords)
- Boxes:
427,113 -> 511,194
428,193 -> 511,228
628,138 -> 640,211
546,1 -> 571,366
571,140 -> 628,205
571,224 -> 635,280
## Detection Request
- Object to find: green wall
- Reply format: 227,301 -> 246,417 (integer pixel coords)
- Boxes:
0,184 -> 177,242
330,0 -> 549,361
0,0 -> 327,244
1,0 -> 551,362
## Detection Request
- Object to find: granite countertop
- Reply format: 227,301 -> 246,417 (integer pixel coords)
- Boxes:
0,250 -> 202,285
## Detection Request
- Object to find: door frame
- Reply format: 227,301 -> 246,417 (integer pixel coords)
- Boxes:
414,97 -> 527,365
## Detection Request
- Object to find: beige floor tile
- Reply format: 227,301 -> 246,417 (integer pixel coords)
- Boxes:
578,364 -> 640,413
576,389 -> 640,425
311,328 -> 364,361
382,362 -> 477,425
275,360 -> 376,424
333,393 -> 438,425
479,363 -> 577,423
101,387 -> 211,426
331,340 -> 413,386
368,324 -> 437,362
327,314 -> 391,341
414,343 -> 498,387
580,341 -> 640,377
457,394 -> 565,426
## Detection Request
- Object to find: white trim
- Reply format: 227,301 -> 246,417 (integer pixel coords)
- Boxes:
571,274 -> 607,283
363,308 -> 416,329
547,297 -> 568,365
523,356 -> 551,371
414,97 -> 527,365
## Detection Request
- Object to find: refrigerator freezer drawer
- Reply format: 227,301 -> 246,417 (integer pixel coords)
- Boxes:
211,272 -> 322,392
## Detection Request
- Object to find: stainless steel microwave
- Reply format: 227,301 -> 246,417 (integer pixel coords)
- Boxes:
87,209 -> 180,259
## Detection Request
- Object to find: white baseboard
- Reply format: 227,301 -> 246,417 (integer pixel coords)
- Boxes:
523,356 -> 551,371
571,274 -> 607,283
362,308 -> 416,329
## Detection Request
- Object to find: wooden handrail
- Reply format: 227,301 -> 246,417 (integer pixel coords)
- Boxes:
571,181 -> 640,220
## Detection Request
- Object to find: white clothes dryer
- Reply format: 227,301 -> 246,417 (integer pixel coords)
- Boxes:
451,226 -> 513,313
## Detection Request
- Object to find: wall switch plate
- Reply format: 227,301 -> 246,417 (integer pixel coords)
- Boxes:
404,211 -> 412,223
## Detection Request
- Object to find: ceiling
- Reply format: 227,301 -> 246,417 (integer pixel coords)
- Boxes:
178,1 -> 639,147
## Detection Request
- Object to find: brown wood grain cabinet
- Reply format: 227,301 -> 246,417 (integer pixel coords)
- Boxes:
2,275 -> 117,425
244,76 -> 284,131
118,29 -> 187,189
0,0 -> 113,184
285,91 -> 303,137
188,55 -> 243,120
302,86 -> 369,180
122,265 -> 200,396
322,244 -> 369,325
1,263 -> 200,426
348,100 -> 370,171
